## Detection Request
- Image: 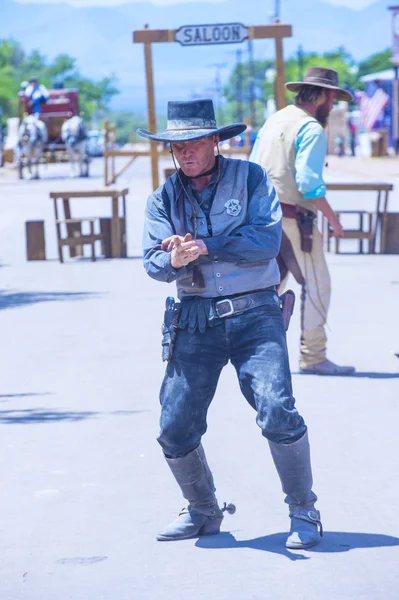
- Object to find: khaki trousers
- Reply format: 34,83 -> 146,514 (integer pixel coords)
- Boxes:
279,217 -> 331,369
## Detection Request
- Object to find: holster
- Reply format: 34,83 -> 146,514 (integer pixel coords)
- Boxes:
279,290 -> 296,331
295,208 -> 316,253
161,297 -> 180,362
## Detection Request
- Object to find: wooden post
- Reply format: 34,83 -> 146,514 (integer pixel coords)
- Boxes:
100,218 -> 112,258
111,193 -> 122,258
104,120 -> 109,186
274,35 -> 286,110
26,221 -> 46,261
62,198 -> 83,257
132,24 -> 291,188
143,27 -> 159,191
111,123 -> 117,184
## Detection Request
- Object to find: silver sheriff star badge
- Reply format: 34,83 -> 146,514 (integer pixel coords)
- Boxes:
224,199 -> 242,216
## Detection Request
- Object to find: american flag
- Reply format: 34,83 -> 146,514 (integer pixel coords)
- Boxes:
356,88 -> 390,130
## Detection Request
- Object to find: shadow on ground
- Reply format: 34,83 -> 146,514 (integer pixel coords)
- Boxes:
293,371 -> 399,379
0,408 -> 149,424
0,392 -> 53,399
0,290 -> 100,310
196,531 -> 399,561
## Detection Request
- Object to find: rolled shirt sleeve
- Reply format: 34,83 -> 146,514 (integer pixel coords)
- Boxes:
295,121 -> 327,200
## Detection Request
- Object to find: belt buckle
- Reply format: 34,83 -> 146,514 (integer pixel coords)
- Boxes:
215,298 -> 234,318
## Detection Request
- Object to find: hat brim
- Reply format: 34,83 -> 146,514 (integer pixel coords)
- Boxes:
136,123 -> 247,143
285,81 -> 353,102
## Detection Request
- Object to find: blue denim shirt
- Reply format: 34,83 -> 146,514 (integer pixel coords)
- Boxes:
142,156 -> 282,298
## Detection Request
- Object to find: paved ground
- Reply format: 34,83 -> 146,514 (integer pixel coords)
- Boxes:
0,156 -> 398,600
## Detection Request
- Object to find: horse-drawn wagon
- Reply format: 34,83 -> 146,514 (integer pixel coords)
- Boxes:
17,88 -> 89,179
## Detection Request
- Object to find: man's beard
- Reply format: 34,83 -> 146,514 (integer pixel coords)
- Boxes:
315,103 -> 331,129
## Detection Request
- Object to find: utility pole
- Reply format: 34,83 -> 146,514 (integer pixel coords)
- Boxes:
236,49 -> 244,122
297,44 -> 304,80
388,6 -> 399,153
208,63 -> 227,125
274,0 -> 281,21
247,39 -> 256,130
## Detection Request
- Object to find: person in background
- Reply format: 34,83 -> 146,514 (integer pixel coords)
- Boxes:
251,67 -> 356,376
348,117 -> 357,157
24,76 -> 49,115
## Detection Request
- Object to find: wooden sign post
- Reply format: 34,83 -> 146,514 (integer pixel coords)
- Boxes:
133,22 -> 292,190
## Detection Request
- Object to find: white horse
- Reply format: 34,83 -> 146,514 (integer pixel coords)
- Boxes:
61,116 -> 89,177
17,115 -> 48,179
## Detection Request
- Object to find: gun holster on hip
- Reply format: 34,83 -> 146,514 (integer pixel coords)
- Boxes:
161,297 -> 180,362
296,207 -> 316,253
279,290 -> 296,331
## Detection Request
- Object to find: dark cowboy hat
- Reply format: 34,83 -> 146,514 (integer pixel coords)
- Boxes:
285,67 -> 353,102
137,99 -> 247,143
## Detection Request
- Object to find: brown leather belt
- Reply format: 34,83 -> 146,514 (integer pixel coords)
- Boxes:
281,202 -> 315,219
211,287 -> 278,319
281,202 -> 298,219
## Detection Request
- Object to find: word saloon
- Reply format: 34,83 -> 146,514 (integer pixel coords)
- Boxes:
175,23 -> 248,46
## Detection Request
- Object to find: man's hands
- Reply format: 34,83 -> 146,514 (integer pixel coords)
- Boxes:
329,220 -> 344,238
312,197 -> 344,238
327,215 -> 344,238
161,233 -> 208,269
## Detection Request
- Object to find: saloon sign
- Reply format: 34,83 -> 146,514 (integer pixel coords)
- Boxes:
175,22 -> 248,46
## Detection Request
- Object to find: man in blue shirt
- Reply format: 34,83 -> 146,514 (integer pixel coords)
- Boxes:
252,67 -> 355,376
24,77 -> 49,115
139,99 -> 322,550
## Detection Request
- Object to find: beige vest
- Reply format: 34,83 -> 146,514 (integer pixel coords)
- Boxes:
257,104 -> 323,213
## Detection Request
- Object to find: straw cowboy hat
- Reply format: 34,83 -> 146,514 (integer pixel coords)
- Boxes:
285,67 -> 353,102
137,99 -> 247,143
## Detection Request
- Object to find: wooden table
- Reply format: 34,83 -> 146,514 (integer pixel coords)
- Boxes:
49,188 -> 129,259
326,182 -> 393,253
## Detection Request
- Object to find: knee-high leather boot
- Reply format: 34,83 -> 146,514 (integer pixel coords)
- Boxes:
269,430 -> 323,549
157,444 -> 226,541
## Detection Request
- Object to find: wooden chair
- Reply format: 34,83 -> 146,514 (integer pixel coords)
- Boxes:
325,182 -> 393,254
50,188 -> 128,262
330,210 -> 374,254
55,217 -> 103,263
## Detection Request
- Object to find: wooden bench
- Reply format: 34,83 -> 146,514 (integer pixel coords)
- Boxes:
325,182 -> 393,254
49,188 -> 128,262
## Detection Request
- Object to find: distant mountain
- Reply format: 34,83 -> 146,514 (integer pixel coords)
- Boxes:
2,0 -> 391,112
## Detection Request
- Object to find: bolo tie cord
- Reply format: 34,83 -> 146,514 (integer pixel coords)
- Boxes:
170,143 -> 221,287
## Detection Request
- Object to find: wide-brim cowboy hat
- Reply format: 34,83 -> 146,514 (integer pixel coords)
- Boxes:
137,99 -> 247,143
285,67 -> 353,102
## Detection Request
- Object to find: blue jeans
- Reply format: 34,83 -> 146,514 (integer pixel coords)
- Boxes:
158,293 -> 306,458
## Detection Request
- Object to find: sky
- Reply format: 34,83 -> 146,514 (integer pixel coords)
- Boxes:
14,0 -> 381,7
5,0 -> 391,112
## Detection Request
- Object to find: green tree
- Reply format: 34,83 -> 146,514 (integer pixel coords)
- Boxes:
106,110 -> 147,144
0,39 -> 25,114
357,49 -> 392,79
0,37 -> 119,121
221,46 -> 359,128
47,54 -> 77,81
